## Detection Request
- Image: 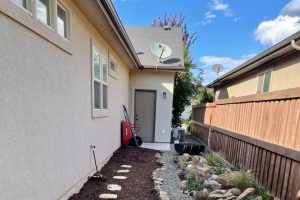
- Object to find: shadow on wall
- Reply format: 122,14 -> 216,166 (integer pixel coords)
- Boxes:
217,88 -> 229,100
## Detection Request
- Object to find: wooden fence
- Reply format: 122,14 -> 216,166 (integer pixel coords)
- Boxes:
191,87 -> 300,199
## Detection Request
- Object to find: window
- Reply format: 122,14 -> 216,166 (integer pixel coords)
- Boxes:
36,0 -> 51,26
257,71 -> 272,93
57,4 -> 68,39
109,59 -> 118,79
12,0 -> 29,10
93,48 -> 108,113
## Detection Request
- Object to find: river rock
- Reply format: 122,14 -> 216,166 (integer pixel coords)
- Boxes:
99,194 -> 118,199
228,188 -> 242,196
203,179 -> 222,190
180,180 -> 187,191
196,188 -> 210,199
237,188 -> 255,200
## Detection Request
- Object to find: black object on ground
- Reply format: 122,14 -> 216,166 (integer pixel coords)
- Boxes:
174,135 -> 205,155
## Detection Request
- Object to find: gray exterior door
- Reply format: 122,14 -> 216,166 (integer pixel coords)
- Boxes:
134,90 -> 156,143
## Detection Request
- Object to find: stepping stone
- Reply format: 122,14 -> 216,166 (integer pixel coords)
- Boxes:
116,169 -> 130,173
113,176 -> 127,180
99,193 -> 117,199
120,165 -> 132,168
107,184 -> 122,191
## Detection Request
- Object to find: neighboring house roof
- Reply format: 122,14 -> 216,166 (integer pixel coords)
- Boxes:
207,31 -> 300,88
125,26 -> 184,70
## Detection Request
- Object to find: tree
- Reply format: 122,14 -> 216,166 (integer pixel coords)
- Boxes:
152,14 -> 203,126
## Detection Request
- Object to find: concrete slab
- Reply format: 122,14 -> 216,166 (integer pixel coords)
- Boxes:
140,143 -> 171,151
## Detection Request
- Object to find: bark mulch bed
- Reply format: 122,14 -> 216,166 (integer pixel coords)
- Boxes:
69,146 -> 160,200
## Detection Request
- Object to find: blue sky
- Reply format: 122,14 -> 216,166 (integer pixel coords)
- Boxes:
113,0 -> 300,84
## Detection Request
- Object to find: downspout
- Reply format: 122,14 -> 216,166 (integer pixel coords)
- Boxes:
291,40 -> 300,51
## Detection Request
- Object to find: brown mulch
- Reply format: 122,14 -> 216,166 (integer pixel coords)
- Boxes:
69,146 -> 160,200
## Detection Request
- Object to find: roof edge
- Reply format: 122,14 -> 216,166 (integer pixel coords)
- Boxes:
98,1 -> 142,69
207,31 -> 300,88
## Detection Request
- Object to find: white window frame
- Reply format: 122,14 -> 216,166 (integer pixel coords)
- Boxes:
56,2 -> 70,40
109,58 -> 118,79
257,70 -> 272,93
35,0 -> 52,27
11,0 -> 31,13
92,47 -> 108,118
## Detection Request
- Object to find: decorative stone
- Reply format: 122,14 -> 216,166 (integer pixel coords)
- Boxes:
197,167 -> 212,179
113,176 -> 127,180
255,196 -> 263,200
216,172 -> 237,189
229,188 -> 242,196
182,153 -> 192,162
237,188 -> 255,200
120,165 -> 132,168
180,180 -> 187,191
210,174 -> 219,180
107,184 -> 122,191
158,191 -> 170,200
196,188 -> 210,200
99,193 -> 118,199
203,180 -> 222,190
154,180 -> 163,185
154,185 -> 161,192
116,169 -> 130,173
154,177 -> 164,182
209,190 -> 233,199
155,153 -> 161,158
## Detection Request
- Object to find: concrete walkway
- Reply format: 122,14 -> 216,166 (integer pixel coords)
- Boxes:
140,143 -> 171,151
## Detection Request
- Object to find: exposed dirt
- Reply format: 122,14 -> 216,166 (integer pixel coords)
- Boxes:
69,146 -> 160,200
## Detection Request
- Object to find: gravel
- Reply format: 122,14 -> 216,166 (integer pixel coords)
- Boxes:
156,149 -> 194,200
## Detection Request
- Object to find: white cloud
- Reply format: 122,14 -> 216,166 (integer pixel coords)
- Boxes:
281,0 -> 300,17
254,0 -> 300,46
205,11 -> 216,20
199,54 -> 256,82
210,0 -> 233,17
255,15 -> 300,46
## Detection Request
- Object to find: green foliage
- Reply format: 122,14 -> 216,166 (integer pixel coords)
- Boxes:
255,186 -> 272,200
187,175 -> 204,191
195,87 -> 214,104
230,171 -> 256,191
205,152 -> 225,175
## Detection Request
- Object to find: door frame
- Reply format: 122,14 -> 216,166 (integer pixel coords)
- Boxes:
132,88 -> 157,143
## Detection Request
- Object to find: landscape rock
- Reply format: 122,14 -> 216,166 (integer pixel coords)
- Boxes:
195,188 -> 210,199
158,191 -> 170,200
197,166 -> 212,179
154,185 -> 161,192
203,179 -> 222,190
209,190 -> 233,199
113,176 -> 127,180
154,180 -> 163,185
120,165 -> 132,168
155,153 -> 161,159
216,172 -> 237,189
228,188 -> 242,196
210,174 -> 219,180
255,196 -> 263,200
182,153 -> 192,162
179,180 -> 187,191
237,188 -> 255,200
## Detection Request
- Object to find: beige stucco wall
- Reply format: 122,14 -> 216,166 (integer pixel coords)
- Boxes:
215,51 -> 300,99
0,1 -> 130,200
130,70 -> 175,142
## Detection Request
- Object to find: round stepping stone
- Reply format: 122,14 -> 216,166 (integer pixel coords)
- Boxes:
113,176 -> 127,180
120,165 -> 132,168
107,184 -> 122,191
117,169 -> 130,173
99,193 -> 117,199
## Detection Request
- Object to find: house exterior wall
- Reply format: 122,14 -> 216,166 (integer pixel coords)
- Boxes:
215,51 -> 300,100
0,1 -> 130,200
129,70 -> 175,142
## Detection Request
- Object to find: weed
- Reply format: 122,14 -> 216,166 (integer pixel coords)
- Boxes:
255,186 -> 272,200
230,171 -> 256,191
205,152 -> 224,167
178,159 -> 187,170
212,166 -> 225,175
187,175 -> 204,191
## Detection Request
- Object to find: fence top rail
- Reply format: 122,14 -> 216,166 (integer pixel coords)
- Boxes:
215,87 -> 300,105
192,102 -> 216,108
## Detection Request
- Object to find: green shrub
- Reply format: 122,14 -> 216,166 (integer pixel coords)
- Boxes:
230,171 -> 256,191
205,152 -> 224,167
205,152 -> 225,175
187,175 -> 204,191
255,186 -> 271,200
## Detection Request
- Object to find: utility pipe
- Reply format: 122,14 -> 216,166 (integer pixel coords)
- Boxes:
291,40 -> 300,51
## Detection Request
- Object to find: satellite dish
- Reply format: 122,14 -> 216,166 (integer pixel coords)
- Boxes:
212,64 -> 224,76
150,42 -> 172,63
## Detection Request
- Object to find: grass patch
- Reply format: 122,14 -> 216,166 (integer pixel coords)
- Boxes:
205,152 -> 225,175
187,175 -> 204,191
230,171 -> 256,191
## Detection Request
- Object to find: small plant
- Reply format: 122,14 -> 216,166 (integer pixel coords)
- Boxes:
205,152 -> 225,175
255,186 -> 272,200
178,159 -> 187,170
205,152 -> 224,167
187,175 -> 204,191
230,171 -> 256,191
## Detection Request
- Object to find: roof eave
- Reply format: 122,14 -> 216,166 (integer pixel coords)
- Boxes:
207,31 -> 300,88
